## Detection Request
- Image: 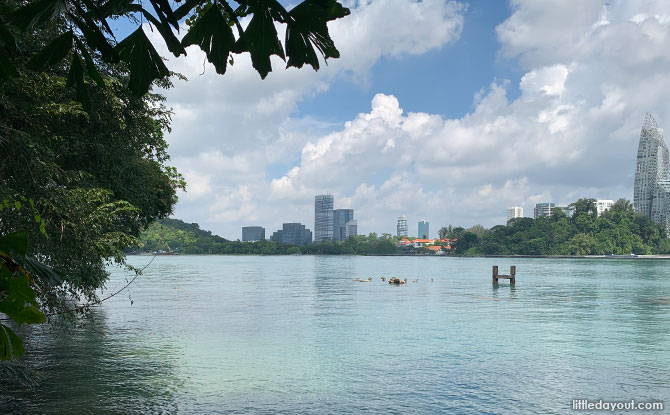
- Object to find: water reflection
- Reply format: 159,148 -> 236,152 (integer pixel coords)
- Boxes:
1,309 -> 181,414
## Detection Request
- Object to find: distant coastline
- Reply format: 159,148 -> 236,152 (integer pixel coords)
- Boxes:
128,251 -> 670,259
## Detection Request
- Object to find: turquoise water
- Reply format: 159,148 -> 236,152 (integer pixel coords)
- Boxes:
3,256 -> 670,414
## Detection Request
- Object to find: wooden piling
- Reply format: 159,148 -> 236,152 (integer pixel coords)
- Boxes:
493,265 -> 516,284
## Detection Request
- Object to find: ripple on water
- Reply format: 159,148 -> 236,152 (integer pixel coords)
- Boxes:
3,256 -> 670,414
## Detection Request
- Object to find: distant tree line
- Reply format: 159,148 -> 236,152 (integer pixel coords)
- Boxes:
440,198 -> 670,255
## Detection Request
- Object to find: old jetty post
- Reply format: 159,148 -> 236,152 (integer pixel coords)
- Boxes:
492,265 -> 516,284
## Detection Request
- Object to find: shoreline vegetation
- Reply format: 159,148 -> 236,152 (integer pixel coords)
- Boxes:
131,198 -> 670,257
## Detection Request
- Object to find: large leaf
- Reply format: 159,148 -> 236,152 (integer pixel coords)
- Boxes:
0,324 -> 25,360
182,5 -> 235,75
115,27 -> 170,96
150,0 -> 180,30
66,53 -> 90,111
75,38 -> 105,87
286,0 -> 349,70
138,8 -> 186,57
0,231 -> 28,256
236,5 -> 285,79
26,30 -> 73,71
0,267 -> 45,325
174,0 -> 204,20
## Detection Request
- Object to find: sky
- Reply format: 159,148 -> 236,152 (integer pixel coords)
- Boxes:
140,0 -> 670,239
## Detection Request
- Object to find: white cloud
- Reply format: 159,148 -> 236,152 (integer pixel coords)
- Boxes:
148,0 -> 466,238
151,0 -> 670,238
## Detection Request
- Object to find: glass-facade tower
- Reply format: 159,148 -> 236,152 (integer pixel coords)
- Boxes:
333,209 -> 354,241
634,113 -> 670,231
397,215 -> 408,237
314,194 -> 334,241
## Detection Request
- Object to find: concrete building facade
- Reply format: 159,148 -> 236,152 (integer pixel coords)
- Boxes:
534,203 -> 555,219
506,206 -> 523,222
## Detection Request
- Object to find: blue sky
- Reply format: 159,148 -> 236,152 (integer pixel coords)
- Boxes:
302,1 -> 521,124
140,0 -> 670,239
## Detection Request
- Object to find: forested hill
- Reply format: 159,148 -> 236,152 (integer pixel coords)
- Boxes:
134,219 -> 230,254
133,219 -> 306,255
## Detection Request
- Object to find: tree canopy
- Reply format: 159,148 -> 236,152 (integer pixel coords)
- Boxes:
0,0 -> 350,107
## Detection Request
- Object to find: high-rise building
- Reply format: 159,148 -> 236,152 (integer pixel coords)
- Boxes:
534,202 -> 555,219
344,220 -> 358,239
314,194 -> 334,241
333,209 -> 354,241
242,226 -> 265,242
270,223 -> 312,246
418,220 -> 429,239
506,206 -> 523,222
595,200 -> 614,216
397,215 -> 408,237
634,113 -> 670,231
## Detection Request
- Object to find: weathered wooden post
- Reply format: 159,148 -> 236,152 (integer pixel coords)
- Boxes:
510,265 -> 516,284
492,265 -> 498,283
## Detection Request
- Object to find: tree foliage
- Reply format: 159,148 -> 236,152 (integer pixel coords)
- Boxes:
0,0 -> 350,107
0,72 -> 184,318
452,198 -> 669,256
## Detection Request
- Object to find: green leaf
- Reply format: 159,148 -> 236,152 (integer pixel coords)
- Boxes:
286,0 -> 349,70
26,31 -> 73,71
66,54 -> 91,111
0,271 -> 45,325
182,5 -> 235,75
10,0 -> 67,31
174,0 -> 203,20
0,231 -> 28,255
14,200 -> 21,210
149,0 -> 179,30
115,27 -> 170,96
236,6 -> 285,79
0,324 -> 25,360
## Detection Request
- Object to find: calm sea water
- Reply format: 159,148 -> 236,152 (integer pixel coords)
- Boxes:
2,256 -> 670,414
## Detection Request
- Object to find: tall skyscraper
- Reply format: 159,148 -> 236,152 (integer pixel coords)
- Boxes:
397,215 -> 408,237
333,208 -> 354,241
242,226 -> 265,241
634,113 -> 670,231
534,203 -> 555,219
507,206 -> 523,222
314,194 -> 334,241
418,220 -> 429,239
